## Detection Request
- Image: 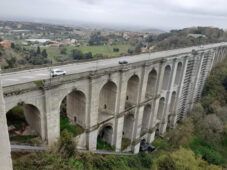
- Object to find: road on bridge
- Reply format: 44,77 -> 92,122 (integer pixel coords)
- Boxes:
2,42 -> 227,87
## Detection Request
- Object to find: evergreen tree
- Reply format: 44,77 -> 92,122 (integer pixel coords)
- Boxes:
37,46 -> 41,55
41,49 -> 48,58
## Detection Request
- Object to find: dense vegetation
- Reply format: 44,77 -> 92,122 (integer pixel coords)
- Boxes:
13,57 -> 227,169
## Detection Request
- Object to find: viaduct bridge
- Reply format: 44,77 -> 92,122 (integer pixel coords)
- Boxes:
1,42 -> 227,169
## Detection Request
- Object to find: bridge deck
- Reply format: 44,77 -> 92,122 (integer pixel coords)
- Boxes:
2,42 -> 227,87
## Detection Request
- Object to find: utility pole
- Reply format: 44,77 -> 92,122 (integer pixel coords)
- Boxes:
0,63 -> 13,170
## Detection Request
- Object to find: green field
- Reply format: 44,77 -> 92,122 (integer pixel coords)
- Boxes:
44,44 -> 132,62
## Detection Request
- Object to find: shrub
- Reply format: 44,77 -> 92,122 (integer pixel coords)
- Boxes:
58,129 -> 76,158
113,48 -> 119,52
190,137 -> 224,165
151,153 -> 176,170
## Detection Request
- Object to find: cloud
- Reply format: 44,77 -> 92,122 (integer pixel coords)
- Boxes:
0,0 -> 227,29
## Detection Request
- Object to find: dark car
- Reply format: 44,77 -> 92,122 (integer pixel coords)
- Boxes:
139,139 -> 156,152
119,60 -> 128,64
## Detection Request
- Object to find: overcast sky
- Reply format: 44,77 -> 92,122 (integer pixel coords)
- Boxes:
0,0 -> 227,30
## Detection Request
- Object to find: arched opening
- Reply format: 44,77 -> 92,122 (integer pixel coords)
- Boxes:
174,62 -> 183,85
125,75 -> 140,109
98,81 -> 117,123
6,103 -> 42,144
146,69 -> 157,99
141,104 -> 151,136
157,97 -> 165,121
162,65 -> 171,90
60,90 -> 86,136
97,125 -> 114,150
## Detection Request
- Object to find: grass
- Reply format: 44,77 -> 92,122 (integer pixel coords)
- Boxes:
96,138 -> 114,151
44,43 -> 132,62
189,137 -> 225,165
60,116 -> 84,136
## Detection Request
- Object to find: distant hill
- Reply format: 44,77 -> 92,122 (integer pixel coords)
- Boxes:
147,26 -> 227,51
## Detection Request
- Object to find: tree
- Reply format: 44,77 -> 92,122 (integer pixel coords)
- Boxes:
84,52 -> 92,59
41,49 -> 48,58
37,46 -> 41,55
128,48 -> 134,55
60,47 -> 67,55
198,114 -> 223,143
71,49 -> 83,60
5,57 -> 17,68
168,118 -> 194,147
145,35 -> 154,42
113,48 -> 119,52
88,32 -> 107,45
134,42 -> 143,53
11,42 -> 15,49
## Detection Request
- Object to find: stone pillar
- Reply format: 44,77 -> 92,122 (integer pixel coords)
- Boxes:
0,67 -> 13,170
114,69 -> 127,152
87,128 -> 98,151
87,74 -> 101,151
44,89 -> 60,145
114,116 -> 124,152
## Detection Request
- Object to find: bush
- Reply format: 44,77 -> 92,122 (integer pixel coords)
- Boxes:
197,114 -> 223,144
84,52 -> 92,59
58,130 -> 76,158
167,118 -> 194,147
151,153 -> 176,170
113,48 -> 119,52
71,49 -> 83,60
190,137 -> 224,165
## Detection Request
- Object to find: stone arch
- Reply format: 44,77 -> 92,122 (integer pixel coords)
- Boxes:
60,89 -> 86,128
157,97 -> 165,120
123,113 -> 134,141
98,81 -> 117,123
174,62 -> 183,85
146,69 -> 157,99
6,103 -> 42,142
162,65 -> 171,90
141,104 -> 151,135
97,124 -> 113,146
125,75 -> 140,109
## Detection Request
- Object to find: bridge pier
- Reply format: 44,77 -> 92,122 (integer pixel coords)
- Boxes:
0,70 -> 12,170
